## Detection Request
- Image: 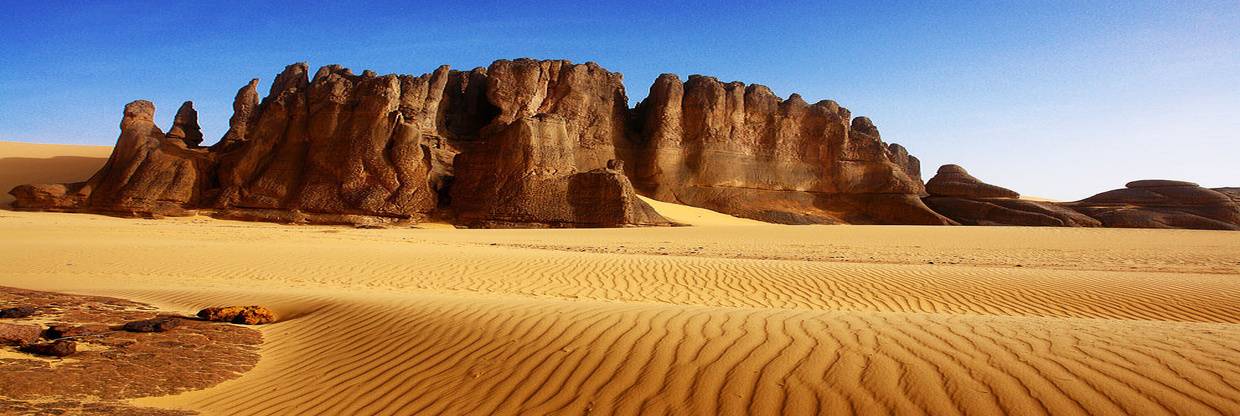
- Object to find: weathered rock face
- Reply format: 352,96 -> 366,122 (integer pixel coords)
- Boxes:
212,63 -> 440,223
1065,180 -> 1240,230
166,101 -> 204,147
451,115 -> 670,227
9,100 -> 213,217
447,59 -> 669,227
625,74 -> 949,225
22,58 -> 1230,230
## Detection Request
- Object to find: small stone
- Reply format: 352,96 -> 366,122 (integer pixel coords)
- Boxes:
20,340 -> 77,357
122,317 -> 180,333
0,306 -> 37,318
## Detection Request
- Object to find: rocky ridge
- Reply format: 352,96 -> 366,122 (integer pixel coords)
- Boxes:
922,165 -> 1239,230
9,58 -> 941,227
8,58 -> 1234,229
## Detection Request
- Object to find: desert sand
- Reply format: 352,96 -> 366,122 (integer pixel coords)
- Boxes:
1,142 -> 1238,415
0,141 -> 112,207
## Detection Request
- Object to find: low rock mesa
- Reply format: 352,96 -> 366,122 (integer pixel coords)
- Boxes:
922,164 -> 1239,230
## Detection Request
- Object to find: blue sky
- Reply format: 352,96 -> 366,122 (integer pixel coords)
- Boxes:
1,1 -> 1236,199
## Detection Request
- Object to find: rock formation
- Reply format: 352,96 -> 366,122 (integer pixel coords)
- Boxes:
1065,180 -> 1240,230
450,59 -> 671,227
9,59 -> 678,227
166,101 -> 204,147
9,58 -> 1232,230
9,100 -> 213,217
922,165 -> 1101,227
197,305 -> 278,325
211,63 -> 441,224
922,165 -> 1240,230
0,323 -> 41,346
624,74 -> 948,225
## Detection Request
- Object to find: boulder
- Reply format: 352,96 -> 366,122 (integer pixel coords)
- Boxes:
122,317 -> 181,333
19,340 -> 76,357
0,306 -> 37,318
43,324 -> 111,339
197,306 -> 278,325
625,74 -> 949,224
0,323 -> 41,346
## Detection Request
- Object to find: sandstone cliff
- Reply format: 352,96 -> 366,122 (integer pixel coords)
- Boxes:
11,59 -> 1230,230
10,59 -> 671,227
625,74 -> 948,225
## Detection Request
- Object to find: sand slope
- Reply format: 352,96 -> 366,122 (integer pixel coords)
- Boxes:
1,143 -> 1238,415
1,211 -> 1238,415
0,141 -> 112,206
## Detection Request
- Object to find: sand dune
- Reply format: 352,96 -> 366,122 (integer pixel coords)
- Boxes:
0,141 -> 111,206
2,211 -> 1238,415
1,143 -> 1239,415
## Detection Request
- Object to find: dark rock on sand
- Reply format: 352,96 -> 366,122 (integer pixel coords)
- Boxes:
19,340 -> 77,357
197,305 -> 278,325
122,317 -> 181,333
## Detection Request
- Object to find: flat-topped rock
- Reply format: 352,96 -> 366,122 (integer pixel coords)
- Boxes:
1126,179 -> 1199,188
1067,181 -> 1240,230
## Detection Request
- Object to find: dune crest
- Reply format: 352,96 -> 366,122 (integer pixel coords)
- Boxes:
1,207 -> 1237,415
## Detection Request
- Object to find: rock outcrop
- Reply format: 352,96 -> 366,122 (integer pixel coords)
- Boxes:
922,165 -> 1101,227
625,74 -> 949,224
10,59 -> 674,228
9,100 -> 213,217
0,286 -> 262,415
920,165 -> 1240,230
452,115 -> 670,227
166,101 -> 204,147
197,305 -> 278,325
0,322 -> 42,346
1065,181 -> 1240,230
12,58 -> 1229,230
449,59 -> 671,227
211,63 -> 441,224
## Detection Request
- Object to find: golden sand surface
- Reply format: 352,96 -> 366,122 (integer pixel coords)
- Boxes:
0,141 -> 113,206
1,142 -> 1238,415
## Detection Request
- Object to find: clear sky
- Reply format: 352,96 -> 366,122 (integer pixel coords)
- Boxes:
1,1 -> 1236,200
